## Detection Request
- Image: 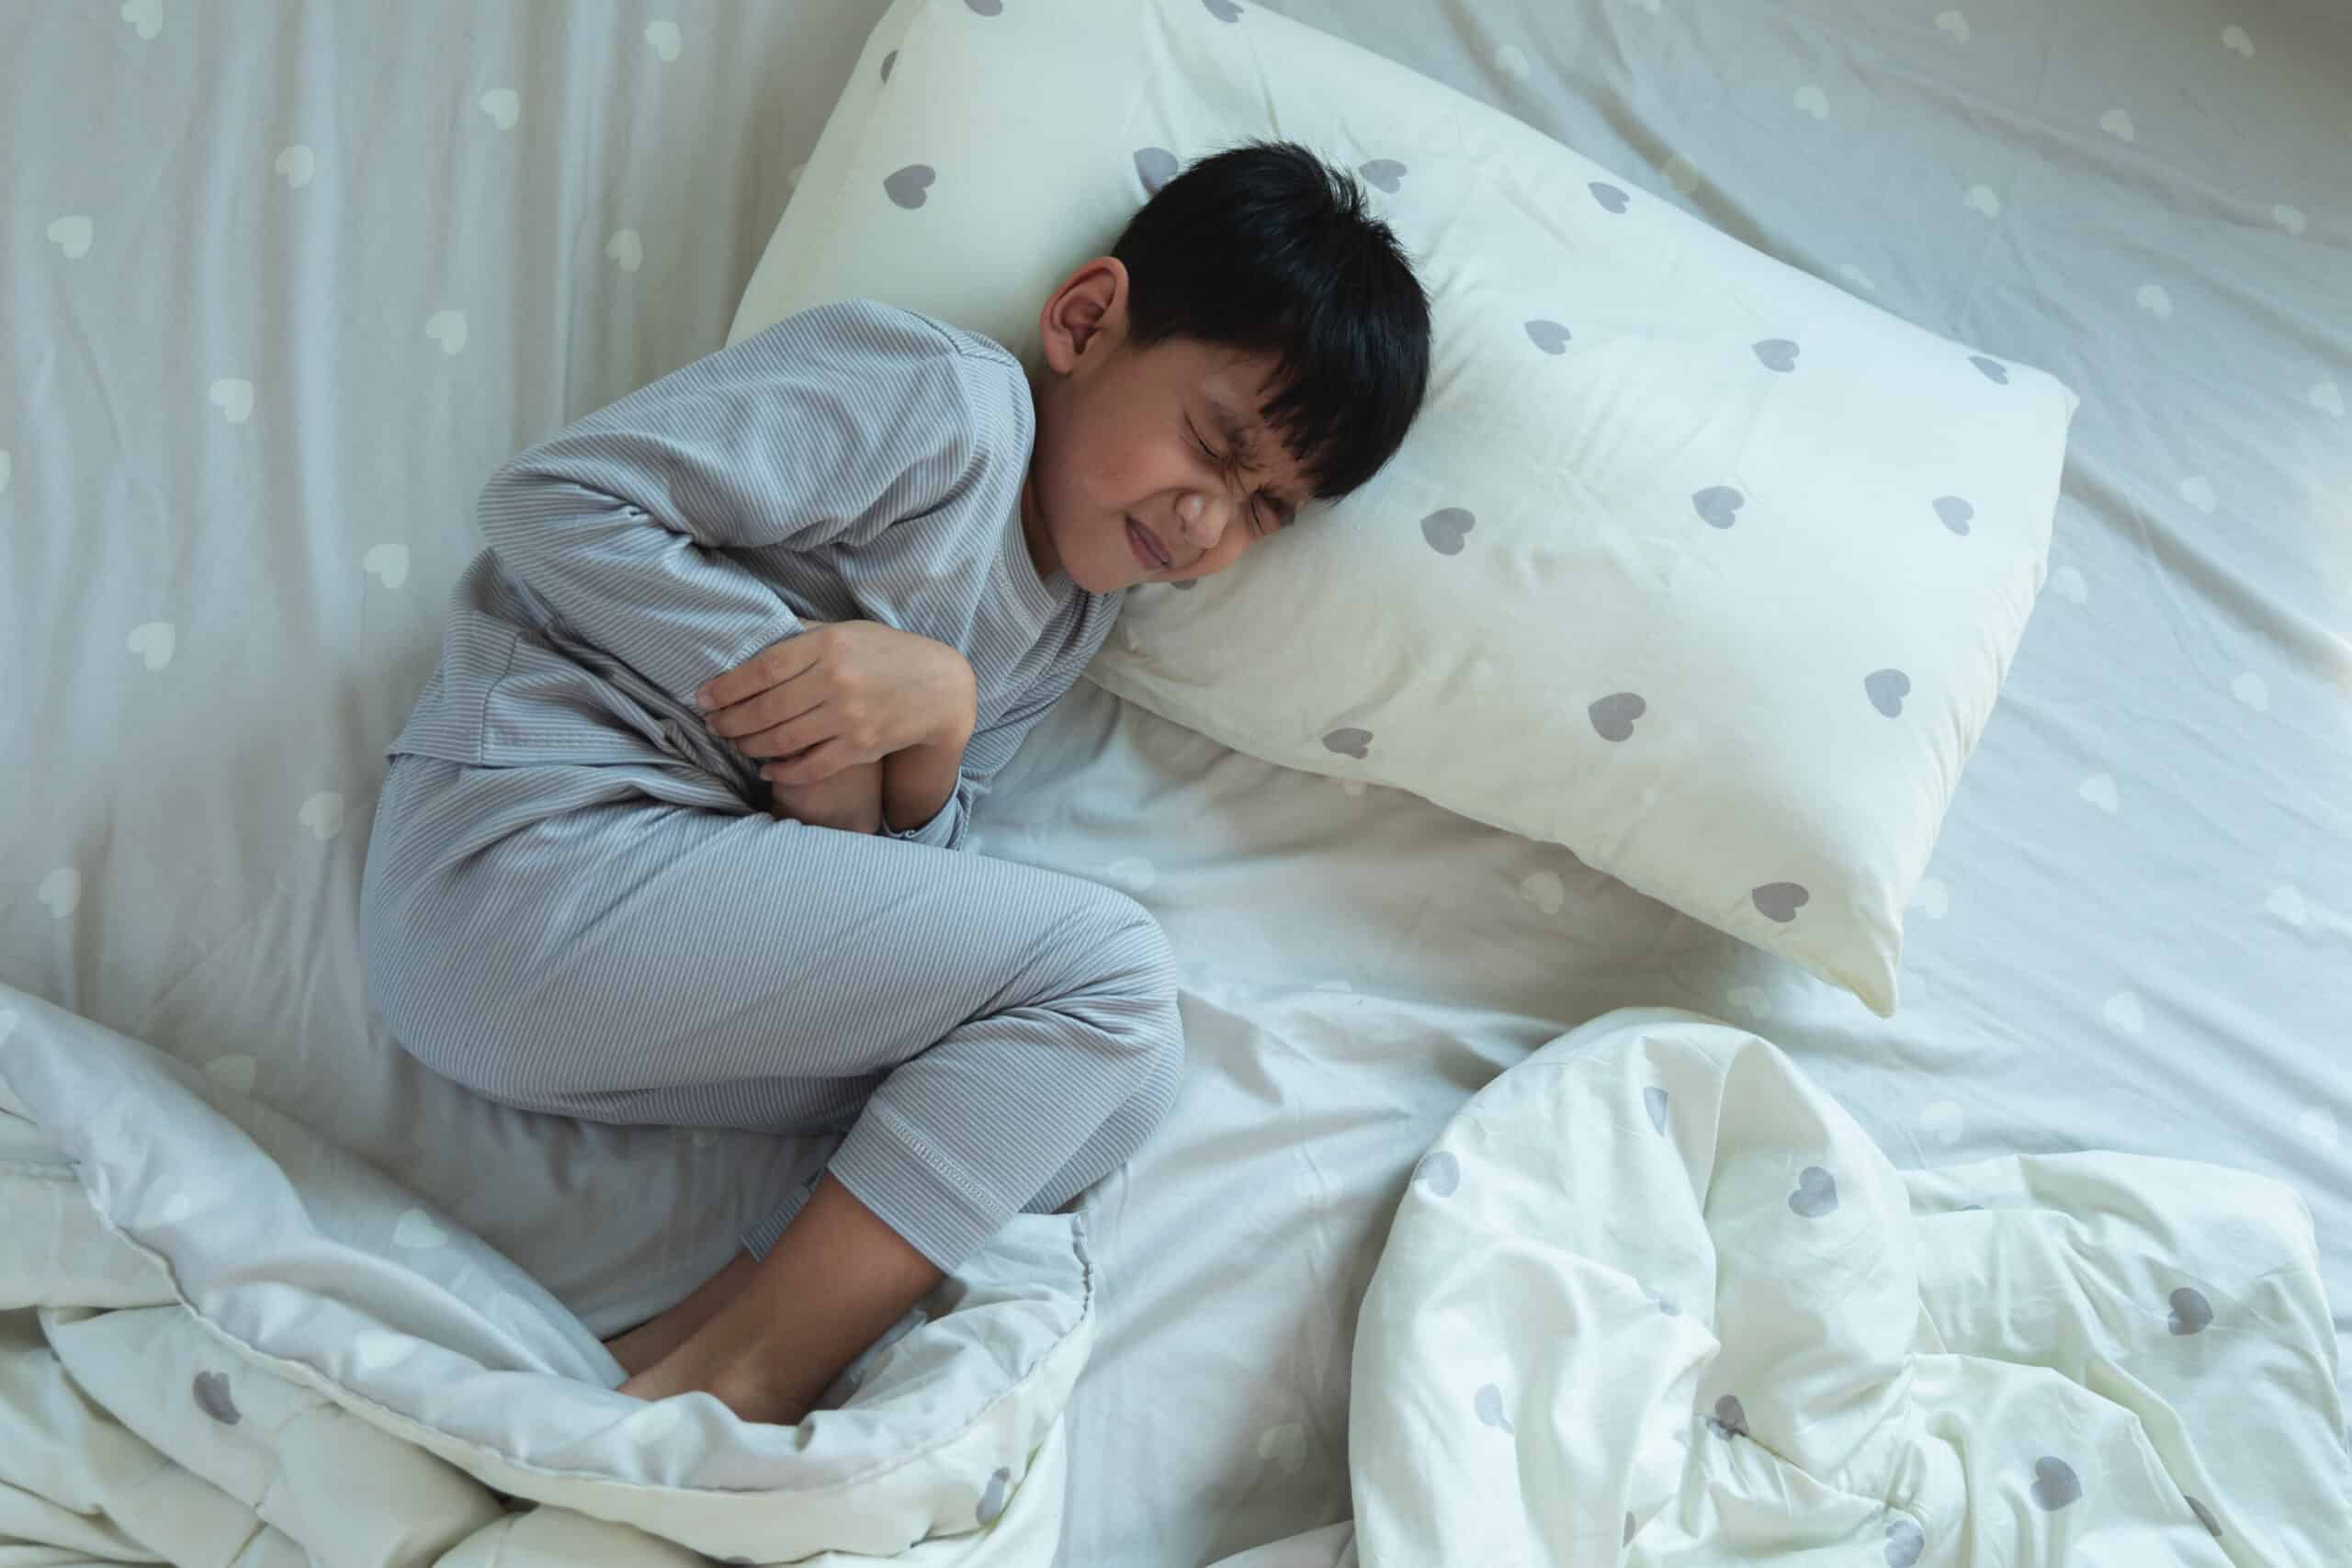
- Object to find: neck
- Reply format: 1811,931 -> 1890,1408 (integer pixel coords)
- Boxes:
1019,470 -> 1061,581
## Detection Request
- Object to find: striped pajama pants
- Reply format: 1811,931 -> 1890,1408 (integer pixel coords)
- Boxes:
358,751 -> 1183,1275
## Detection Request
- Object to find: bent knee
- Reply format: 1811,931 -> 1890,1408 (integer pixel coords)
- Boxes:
1129,1017 -> 1184,1138
1051,882 -> 1182,1063
1071,882 -> 1178,999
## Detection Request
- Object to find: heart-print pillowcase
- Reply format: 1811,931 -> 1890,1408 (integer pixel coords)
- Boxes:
728,0 -> 2077,1014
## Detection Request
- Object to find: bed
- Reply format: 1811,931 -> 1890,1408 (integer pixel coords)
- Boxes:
4,1 -> 2346,1563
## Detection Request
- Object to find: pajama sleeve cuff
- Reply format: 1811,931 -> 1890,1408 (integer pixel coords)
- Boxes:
880,780 -> 972,851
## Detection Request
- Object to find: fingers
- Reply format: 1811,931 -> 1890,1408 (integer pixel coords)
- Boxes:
704,681 -> 825,744
730,694 -> 899,762
695,626 -> 830,713
762,739 -> 854,786
731,705 -> 836,761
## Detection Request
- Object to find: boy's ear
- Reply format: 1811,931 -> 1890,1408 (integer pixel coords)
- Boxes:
1038,257 -> 1129,374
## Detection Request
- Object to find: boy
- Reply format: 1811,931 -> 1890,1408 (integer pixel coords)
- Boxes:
359,141 -> 1430,1427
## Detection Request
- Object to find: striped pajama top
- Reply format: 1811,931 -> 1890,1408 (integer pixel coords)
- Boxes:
386,298 -> 1123,848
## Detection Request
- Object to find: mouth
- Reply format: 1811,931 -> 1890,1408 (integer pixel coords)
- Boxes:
1126,514 -> 1173,572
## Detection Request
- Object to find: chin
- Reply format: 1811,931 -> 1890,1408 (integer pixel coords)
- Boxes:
1071,558 -> 1136,595
1061,529 -> 1137,594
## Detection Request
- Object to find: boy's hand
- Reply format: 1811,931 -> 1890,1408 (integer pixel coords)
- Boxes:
697,622 -> 976,786
768,759 -> 885,834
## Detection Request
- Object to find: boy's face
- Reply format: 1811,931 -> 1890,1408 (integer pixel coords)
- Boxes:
1022,257 -> 1312,595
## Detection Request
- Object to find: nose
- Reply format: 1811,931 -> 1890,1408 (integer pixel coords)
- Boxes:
1174,491 -> 1228,552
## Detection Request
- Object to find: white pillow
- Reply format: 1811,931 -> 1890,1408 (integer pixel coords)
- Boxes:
729,0 -> 2077,1015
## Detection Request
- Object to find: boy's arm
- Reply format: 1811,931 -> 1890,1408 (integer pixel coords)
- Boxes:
765,727 -> 963,839
769,760 -> 886,833
764,637 -> 971,835
872,664 -> 1069,852
882,730 -> 973,836
476,301 -> 1008,712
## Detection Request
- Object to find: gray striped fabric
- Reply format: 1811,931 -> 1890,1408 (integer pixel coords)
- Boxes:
389,297 -> 1122,849
361,299 -> 1182,1275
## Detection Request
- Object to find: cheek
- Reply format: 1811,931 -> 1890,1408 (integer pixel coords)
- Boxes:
1190,525 -> 1255,579
1100,446 -> 1174,508
1055,417 -> 1132,512
1051,399 -> 1185,518
1090,409 -> 1188,502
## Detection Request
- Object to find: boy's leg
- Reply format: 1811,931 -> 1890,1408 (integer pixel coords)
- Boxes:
605,1049 -> 1178,1382
605,1060 -> 1175,1381
619,1172 -> 940,1422
365,762 -> 1182,1421
604,1249 -> 760,1376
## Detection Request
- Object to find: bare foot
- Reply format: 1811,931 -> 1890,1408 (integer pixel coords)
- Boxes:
619,1350 -> 812,1427
603,1319 -> 679,1380
611,1173 -> 945,1428
602,1250 -> 760,1377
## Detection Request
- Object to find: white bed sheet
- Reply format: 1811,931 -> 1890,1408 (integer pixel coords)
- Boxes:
4,1 -> 2347,1564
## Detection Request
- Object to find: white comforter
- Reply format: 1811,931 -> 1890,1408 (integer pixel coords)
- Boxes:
0,985 -> 1086,1567
1348,1008 -> 2351,1565
7,986 -> 2346,1564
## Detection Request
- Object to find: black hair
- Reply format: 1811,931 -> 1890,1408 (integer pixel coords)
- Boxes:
1111,140 -> 1431,502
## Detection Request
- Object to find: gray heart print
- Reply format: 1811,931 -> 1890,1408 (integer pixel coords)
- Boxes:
1752,882 -> 1810,922
1933,495 -> 1974,536
1589,692 -> 1645,741
966,0 -> 1003,13
1474,1382 -> 1515,1434
1644,1086 -> 1669,1133
1202,0 -> 1242,20
881,50 -> 898,82
1589,181 -> 1630,213
1524,319 -> 1571,355
1415,1150 -> 1460,1196
2167,1286 -> 2213,1335
977,1465 -> 1012,1525
1359,159 -> 1407,194
2031,1456 -> 2082,1510
1709,1394 -> 1749,1438
1135,147 -> 1178,196
1692,485 -> 1745,529
1866,669 -> 1911,717
1970,354 -> 2010,385
1624,1513 -> 1639,1546
1884,1517 -> 1925,1568
2186,1495 -> 2222,1539
1653,1290 -> 1680,1316
1420,507 -> 1475,554
1789,1165 -> 1838,1217
193,1370 -> 241,1425
884,164 -> 935,209
1323,728 -> 1373,760
1753,338 -> 1801,372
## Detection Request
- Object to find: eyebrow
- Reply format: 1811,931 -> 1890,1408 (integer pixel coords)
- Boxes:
1202,392 -> 1305,521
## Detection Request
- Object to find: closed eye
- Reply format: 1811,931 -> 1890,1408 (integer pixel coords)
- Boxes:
1188,419 -> 1280,535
